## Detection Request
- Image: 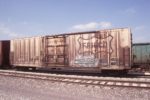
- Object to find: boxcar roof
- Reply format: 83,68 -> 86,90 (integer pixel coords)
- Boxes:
10,27 -> 130,40
133,43 -> 150,46
45,27 -> 130,37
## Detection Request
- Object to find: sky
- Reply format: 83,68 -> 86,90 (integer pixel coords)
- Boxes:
0,0 -> 150,43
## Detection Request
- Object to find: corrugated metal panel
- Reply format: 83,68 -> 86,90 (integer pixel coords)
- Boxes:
67,28 -> 131,70
44,28 -> 131,70
44,36 -> 67,66
11,28 -> 131,70
10,37 -> 43,67
133,43 -> 150,65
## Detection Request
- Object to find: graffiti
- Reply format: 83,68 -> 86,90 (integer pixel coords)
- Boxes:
81,40 -> 107,48
78,32 -> 113,55
74,55 -> 99,67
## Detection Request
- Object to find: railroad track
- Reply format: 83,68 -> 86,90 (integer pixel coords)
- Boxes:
0,70 -> 150,89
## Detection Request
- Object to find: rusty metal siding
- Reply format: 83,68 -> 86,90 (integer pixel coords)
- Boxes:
10,28 -> 131,70
0,41 -> 10,67
44,36 -> 67,66
133,43 -> 150,65
10,37 -> 43,67
67,28 -> 131,70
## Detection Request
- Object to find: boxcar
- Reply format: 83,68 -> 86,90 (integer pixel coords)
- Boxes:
132,43 -> 150,68
10,28 -> 132,72
0,41 -> 10,68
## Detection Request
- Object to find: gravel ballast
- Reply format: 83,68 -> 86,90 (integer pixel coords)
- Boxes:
0,75 -> 149,100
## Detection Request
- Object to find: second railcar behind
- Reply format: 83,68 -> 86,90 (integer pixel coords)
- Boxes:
0,41 -> 10,68
132,43 -> 150,69
10,28 -> 132,72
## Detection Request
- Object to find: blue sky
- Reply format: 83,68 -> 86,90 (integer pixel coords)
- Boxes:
0,0 -> 149,43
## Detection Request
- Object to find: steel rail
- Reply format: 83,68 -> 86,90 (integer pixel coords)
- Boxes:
0,70 -> 150,89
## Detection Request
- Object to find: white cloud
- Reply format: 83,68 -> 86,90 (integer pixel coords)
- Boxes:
100,22 -> 112,28
0,25 -> 24,38
72,22 -> 99,30
71,21 -> 112,31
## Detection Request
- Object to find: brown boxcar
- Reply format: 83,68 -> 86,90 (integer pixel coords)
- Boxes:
10,28 -> 132,71
0,41 -> 10,68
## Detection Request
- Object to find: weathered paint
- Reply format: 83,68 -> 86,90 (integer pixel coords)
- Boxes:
67,28 -> 131,70
44,36 -> 67,65
10,28 -> 132,70
133,43 -> 150,65
10,37 -> 43,67
73,55 -> 99,67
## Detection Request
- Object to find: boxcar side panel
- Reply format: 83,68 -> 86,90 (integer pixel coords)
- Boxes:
133,43 -> 150,66
44,36 -> 67,67
67,28 -> 131,70
10,28 -> 131,71
10,37 -> 43,67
